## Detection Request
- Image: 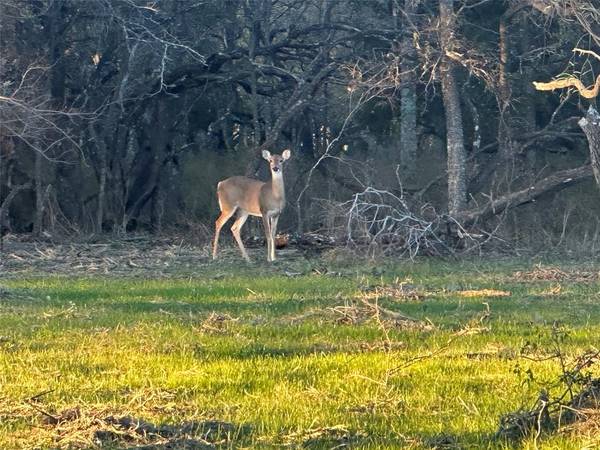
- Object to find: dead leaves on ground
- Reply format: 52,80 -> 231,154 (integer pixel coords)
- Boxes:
7,396 -> 243,449
514,264 -> 600,282
360,278 -> 511,302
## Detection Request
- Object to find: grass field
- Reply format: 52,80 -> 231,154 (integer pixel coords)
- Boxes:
1,250 -> 600,449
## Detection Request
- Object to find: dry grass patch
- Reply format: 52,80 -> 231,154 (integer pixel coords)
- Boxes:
360,280 -> 426,302
513,264 -> 600,282
195,312 -> 239,335
455,289 -> 510,298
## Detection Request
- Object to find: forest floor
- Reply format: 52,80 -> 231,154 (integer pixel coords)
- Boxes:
1,237 -> 600,449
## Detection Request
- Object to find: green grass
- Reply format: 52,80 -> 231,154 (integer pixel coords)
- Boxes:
1,257 -> 599,449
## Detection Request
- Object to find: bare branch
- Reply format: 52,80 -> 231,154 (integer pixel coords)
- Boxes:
533,75 -> 600,99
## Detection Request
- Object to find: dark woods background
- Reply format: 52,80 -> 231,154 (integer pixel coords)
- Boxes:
1,0 -> 599,252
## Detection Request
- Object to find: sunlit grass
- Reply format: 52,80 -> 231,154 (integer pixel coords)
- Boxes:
0,258 -> 599,448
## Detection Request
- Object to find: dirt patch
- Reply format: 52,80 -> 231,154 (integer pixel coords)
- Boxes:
0,234 -> 318,278
0,235 -> 212,278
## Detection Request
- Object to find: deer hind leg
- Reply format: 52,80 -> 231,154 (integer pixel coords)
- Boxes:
261,214 -> 272,262
231,211 -> 250,262
213,207 -> 237,260
269,215 -> 279,261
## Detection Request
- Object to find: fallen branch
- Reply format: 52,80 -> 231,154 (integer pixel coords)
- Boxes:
457,165 -> 593,226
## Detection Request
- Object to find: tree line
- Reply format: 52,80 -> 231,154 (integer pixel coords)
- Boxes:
1,0 -> 599,249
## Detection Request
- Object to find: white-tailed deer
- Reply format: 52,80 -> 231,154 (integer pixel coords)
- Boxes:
212,149 -> 291,262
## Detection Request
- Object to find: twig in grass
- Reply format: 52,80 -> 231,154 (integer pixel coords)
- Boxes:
24,400 -> 60,424
26,389 -> 55,402
387,304 -> 492,375
358,297 -> 420,323
387,335 -> 461,375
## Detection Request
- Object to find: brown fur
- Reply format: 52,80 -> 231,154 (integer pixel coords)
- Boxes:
212,149 -> 291,261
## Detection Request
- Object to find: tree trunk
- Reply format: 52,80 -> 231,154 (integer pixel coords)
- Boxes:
579,106 -> 600,189
88,123 -> 107,234
517,14 -> 536,135
248,0 -> 261,148
96,140 -> 107,234
0,183 -> 31,251
497,14 -> 513,159
439,0 -> 467,216
150,184 -> 163,234
45,0 -> 66,103
399,0 -> 419,182
33,148 -> 44,236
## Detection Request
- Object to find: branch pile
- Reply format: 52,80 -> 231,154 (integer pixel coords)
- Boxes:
340,188 -> 450,258
496,347 -> 600,444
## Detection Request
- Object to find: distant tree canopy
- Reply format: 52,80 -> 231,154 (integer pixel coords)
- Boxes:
0,0 -> 599,248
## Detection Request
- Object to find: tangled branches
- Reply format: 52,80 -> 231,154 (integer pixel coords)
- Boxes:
341,187 -> 450,259
497,325 -> 600,445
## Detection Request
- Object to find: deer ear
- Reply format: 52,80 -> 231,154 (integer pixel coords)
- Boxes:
281,149 -> 291,160
262,150 -> 271,160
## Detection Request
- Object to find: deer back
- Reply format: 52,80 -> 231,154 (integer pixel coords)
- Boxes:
217,176 -> 264,215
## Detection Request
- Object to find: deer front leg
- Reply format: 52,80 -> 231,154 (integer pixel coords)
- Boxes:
262,214 -> 273,262
269,214 -> 279,261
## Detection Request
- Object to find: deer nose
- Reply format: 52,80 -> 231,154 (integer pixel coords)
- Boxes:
273,166 -> 280,172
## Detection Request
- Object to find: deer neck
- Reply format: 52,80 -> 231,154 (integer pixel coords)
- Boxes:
269,170 -> 285,201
